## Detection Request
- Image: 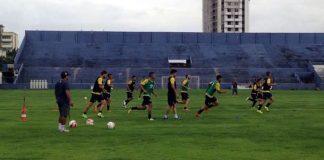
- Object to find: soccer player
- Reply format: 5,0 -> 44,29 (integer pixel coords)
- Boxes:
232,80 -> 238,95
103,73 -> 113,112
246,78 -> 259,108
196,75 -> 226,118
55,71 -> 73,133
164,69 -> 179,120
82,70 -> 107,118
123,76 -> 137,108
128,72 -> 157,121
180,74 -> 191,111
258,72 -> 274,113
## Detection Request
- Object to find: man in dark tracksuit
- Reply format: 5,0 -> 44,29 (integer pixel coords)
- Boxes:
55,71 -> 73,133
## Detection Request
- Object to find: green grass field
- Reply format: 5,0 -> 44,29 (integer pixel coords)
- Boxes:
0,89 -> 324,160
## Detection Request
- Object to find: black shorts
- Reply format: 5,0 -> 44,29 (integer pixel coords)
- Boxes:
142,96 -> 152,106
251,93 -> 257,100
103,93 -> 111,100
263,92 -> 272,100
90,93 -> 104,103
57,101 -> 70,117
257,93 -> 263,100
168,93 -> 177,106
181,92 -> 189,101
127,92 -> 133,99
205,95 -> 217,107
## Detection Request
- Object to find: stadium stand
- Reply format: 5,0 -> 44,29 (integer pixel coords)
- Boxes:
10,31 -> 324,89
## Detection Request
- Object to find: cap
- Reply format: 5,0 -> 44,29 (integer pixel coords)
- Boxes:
61,71 -> 70,79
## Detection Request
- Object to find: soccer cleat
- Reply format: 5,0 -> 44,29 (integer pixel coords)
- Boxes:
59,129 -> 70,133
184,108 -> 190,112
163,115 -> 168,120
195,113 -> 201,118
82,113 -> 88,119
97,112 -> 104,118
148,118 -> 155,121
107,110 -> 112,113
257,110 -> 263,114
127,109 -> 132,114
123,101 -> 127,108
245,97 -> 250,101
264,106 -> 270,112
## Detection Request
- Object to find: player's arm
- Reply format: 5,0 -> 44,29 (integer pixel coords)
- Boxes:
215,83 -> 226,94
98,77 -> 104,90
64,83 -> 73,107
152,90 -> 158,97
140,79 -> 148,93
126,80 -> 131,91
171,78 -> 178,96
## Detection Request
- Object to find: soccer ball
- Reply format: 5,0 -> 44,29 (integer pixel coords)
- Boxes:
107,121 -> 116,129
83,96 -> 88,100
86,118 -> 94,126
69,120 -> 78,128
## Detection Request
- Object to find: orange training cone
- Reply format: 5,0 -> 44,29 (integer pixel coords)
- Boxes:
21,97 -> 27,122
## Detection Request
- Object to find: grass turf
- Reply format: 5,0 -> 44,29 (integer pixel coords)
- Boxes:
0,89 -> 324,160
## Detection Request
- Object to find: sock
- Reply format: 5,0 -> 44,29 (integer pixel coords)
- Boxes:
58,123 -> 61,130
258,104 -> 263,110
164,115 -> 168,119
198,109 -> 204,114
252,101 -> 257,107
148,113 -> 152,119
125,100 -> 130,104
174,114 -> 179,119
83,112 -> 87,114
107,105 -> 110,110
266,103 -> 271,107
184,107 -> 188,109
96,104 -> 100,108
99,111 -> 102,113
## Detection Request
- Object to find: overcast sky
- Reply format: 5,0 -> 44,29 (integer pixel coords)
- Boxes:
1,0 -> 324,43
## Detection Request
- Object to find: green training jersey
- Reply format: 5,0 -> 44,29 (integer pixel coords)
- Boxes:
206,80 -> 221,97
181,79 -> 190,93
141,78 -> 155,96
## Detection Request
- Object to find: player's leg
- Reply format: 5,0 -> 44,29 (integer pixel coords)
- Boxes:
257,94 -> 265,114
124,92 -> 133,108
58,103 -> 70,132
97,98 -> 106,118
264,94 -> 273,111
82,94 -> 95,118
128,96 -> 148,113
147,104 -> 153,120
106,98 -> 112,112
172,104 -> 179,119
164,95 -> 173,119
251,94 -> 257,107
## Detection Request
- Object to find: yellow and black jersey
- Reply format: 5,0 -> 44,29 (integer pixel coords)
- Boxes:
127,80 -> 136,92
104,79 -> 112,93
263,77 -> 272,92
251,82 -> 258,94
168,76 -> 177,93
92,76 -> 104,95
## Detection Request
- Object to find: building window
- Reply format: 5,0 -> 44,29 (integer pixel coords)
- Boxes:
235,15 -> 239,19
227,9 -> 231,12
235,22 -> 239,25
227,15 -> 232,18
228,28 -> 232,31
228,22 -> 232,25
235,28 -> 239,31
227,2 -> 231,5
235,9 -> 239,12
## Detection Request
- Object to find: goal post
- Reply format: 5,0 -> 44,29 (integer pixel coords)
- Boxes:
161,76 -> 200,89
